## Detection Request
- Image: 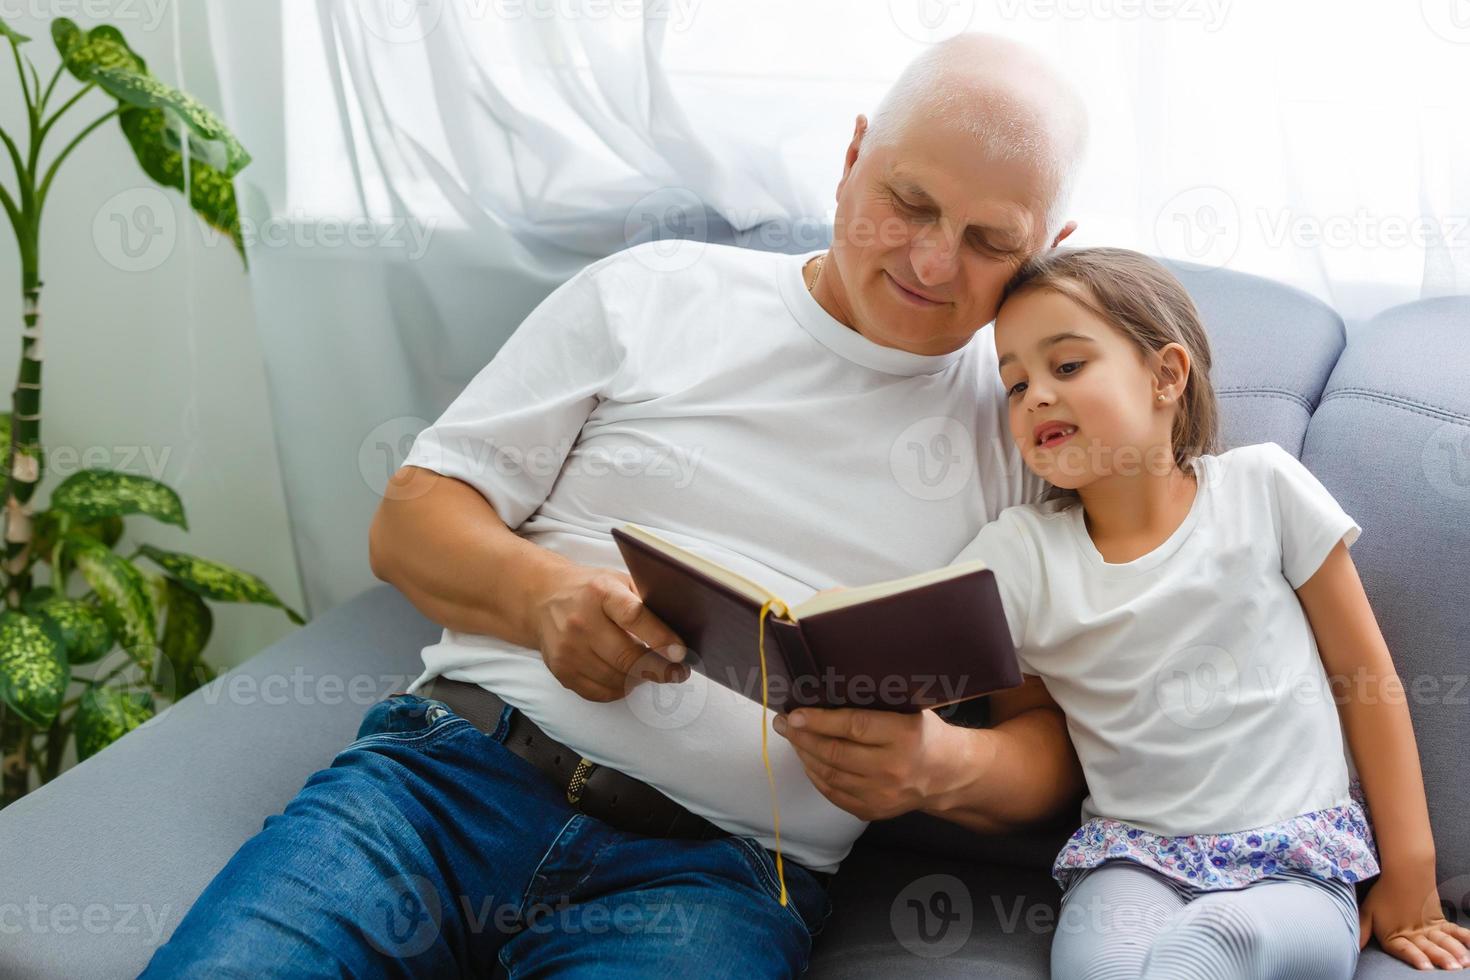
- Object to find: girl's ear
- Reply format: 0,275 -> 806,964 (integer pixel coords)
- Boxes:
1155,342 -> 1192,396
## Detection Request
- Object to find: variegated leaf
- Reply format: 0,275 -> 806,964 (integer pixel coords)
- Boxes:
91,68 -> 249,177
50,20 -> 246,260
141,571 -> 168,623
0,611 -> 68,728
32,597 -> 114,666
161,577 -> 212,696
72,540 -> 156,669
119,107 -> 244,259
52,19 -> 145,77
75,686 -> 154,761
138,544 -> 304,624
51,469 -> 186,529
77,515 -> 126,549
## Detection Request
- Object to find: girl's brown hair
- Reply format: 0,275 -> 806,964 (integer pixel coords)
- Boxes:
1000,247 -> 1221,498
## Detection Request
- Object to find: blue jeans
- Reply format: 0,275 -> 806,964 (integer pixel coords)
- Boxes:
140,692 -> 831,978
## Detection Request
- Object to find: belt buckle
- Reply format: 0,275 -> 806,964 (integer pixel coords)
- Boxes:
566,757 -> 598,806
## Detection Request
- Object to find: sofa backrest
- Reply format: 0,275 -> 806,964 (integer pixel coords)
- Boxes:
1301,296 -> 1470,915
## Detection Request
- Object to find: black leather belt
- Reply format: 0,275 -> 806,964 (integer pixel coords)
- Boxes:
420,676 -> 731,842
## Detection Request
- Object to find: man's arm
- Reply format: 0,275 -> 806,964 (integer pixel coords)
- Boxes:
774,674 -> 1085,832
922,675 -> 1086,833
369,465 -> 687,701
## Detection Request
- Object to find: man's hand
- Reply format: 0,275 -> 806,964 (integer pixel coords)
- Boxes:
772,706 -> 968,822
531,564 -> 689,702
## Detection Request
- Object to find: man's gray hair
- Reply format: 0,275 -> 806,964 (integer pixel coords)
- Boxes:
866,34 -> 1089,239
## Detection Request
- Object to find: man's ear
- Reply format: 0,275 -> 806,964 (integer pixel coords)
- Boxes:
836,114 -> 869,201
1049,221 -> 1078,248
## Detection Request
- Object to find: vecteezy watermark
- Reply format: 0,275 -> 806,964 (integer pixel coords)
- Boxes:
1147,650 -> 1470,732
357,0 -> 700,44
890,416 -> 979,502
226,211 -> 437,260
623,651 -> 709,731
1025,436 -> 1225,488
707,663 -> 980,711
356,0 -> 448,44
93,187 -> 178,273
0,898 -> 173,940
1422,421 -> 1470,503
359,416 -> 433,500
359,422 -> 707,500
1156,185 -> 1470,270
0,0 -> 172,31
1256,208 -> 1470,252
1152,644 -> 1239,731
888,0 -> 976,43
361,874 -> 443,958
511,893 -> 701,944
1439,875 -> 1470,926
624,187 -> 709,273
891,874 -> 974,958
28,443 -> 175,483
93,190 -> 438,271
993,884 -> 1245,939
991,0 -> 1231,31
1421,0 -> 1470,44
1154,186 -> 1242,270
358,875 -> 702,956
191,670 -> 421,709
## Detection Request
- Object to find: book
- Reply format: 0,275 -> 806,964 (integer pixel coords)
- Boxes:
611,524 -> 1022,715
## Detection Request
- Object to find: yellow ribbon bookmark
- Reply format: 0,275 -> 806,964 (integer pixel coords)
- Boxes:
757,599 -> 789,907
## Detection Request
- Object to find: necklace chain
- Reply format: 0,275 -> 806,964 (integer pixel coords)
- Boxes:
806,253 -> 825,293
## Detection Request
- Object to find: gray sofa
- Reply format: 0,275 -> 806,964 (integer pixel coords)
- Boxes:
0,262 -> 1464,978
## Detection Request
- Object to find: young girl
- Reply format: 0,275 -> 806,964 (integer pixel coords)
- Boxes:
952,248 -> 1469,977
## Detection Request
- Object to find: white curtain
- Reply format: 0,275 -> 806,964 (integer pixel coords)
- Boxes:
204,0 -> 1470,612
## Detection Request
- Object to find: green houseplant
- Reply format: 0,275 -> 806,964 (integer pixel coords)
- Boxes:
0,16 -> 302,808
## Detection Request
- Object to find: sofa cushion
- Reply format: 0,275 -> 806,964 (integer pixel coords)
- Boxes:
1301,296 -> 1470,913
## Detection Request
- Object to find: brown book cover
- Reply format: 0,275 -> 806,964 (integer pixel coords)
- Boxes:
611,524 -> 1022,715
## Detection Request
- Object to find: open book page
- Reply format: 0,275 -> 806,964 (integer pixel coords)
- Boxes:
788,560 -> 989,619
617,524 -> 986,622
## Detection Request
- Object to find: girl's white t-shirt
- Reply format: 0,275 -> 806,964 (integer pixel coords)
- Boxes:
953,442 -> 1363,836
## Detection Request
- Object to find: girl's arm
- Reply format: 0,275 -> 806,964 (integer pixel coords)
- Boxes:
1296,540 -> 1470,971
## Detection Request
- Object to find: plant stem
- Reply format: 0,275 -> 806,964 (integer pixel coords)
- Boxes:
4,279 -> 43,606
37,82 -> 96,146
10,44 -> 32,123
0,705 -> 32,807
37,63 -> 62,116
40,714 -> 69,784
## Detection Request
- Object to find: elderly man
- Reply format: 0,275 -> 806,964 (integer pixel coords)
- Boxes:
141,33 -> 1088,979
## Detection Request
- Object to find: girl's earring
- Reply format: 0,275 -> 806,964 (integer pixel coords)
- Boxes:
1157,394 -> 1167,402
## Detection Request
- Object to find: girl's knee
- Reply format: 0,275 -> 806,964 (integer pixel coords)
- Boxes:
1141,899 -> 1264,978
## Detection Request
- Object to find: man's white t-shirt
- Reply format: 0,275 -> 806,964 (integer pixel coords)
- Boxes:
954,442 -> 1362,837
401,242 -> 1041,872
